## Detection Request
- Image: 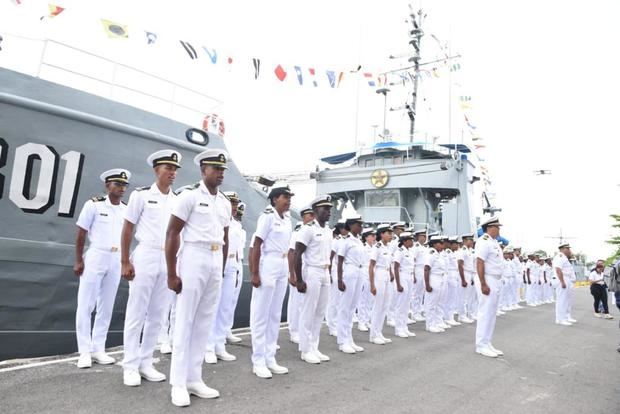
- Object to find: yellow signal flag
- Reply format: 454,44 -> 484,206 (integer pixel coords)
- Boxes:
101,19 -> 128,39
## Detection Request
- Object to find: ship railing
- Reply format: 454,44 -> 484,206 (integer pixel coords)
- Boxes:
0,34 -> 222,127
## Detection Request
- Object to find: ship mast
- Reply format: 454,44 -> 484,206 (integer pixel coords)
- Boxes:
406,5 -> 424,143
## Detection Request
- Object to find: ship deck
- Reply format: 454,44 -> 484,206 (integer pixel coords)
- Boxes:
1,288 -> 618,414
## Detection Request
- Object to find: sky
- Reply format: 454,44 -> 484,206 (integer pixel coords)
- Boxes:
1,0 -> 619,262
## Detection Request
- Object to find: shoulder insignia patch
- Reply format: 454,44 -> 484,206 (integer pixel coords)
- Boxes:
136,186 -> 151,191
482,234 -> 489,240
429,248 -> 436,254
90,195 -> 106,202
263,206 -> 275,214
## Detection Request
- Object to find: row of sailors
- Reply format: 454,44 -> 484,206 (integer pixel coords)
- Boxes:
72,148 -> 577,407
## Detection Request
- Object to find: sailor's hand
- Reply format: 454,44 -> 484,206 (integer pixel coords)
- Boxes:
73,260 -> 85,277
168,275 -> 183,294
538,281 -> 541,285
426,285 -> 433,293
397,284 -> 404,293
461,280 -> 468,288
471,280 -> 475,286
251,272 -> 261,288
481,283 -> 490,296
297,280 -> 307,293
413,277 -> 417,284
121,261 -> 135,281
370,285 -> 377,296
561,281 -> 567,289
338,279 -> 346,292
527,281 -> 531,285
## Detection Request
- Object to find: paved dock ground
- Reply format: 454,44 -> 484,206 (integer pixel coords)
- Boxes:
1,288 -> 618,414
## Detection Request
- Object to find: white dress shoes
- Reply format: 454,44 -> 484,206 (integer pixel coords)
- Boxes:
123,369 -> 141,387
76,353 -> 91,369
187,381 -> 220,399
253,365 -> 273,379
91,352 -> 115,365
139,365 -> 166,382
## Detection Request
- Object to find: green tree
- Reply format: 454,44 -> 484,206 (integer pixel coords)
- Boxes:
605,214 -> 620,265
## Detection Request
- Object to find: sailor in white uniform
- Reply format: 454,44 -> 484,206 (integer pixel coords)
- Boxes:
120,150 -> 180,386
368,224 -> 395,345
410,228 -> 428,322
499,247 -> 515,313
424,234 -> 448,333
525,253 -> 540,306
512,247 -> 525,306
336,215 -> 366,353
552,243 -> 577,326
226,201 -> 247,344
541,256 -> 553,303
386,222 -> 406,327
544,257 -> 555,303
456,233 -> 476,323
393,232 -> 416,338
474,216 -> 505,358
249,185 -> 294,378
164,149 -> 231,407
74,169 -> 130,369
443,236 -> 462,326
356,227 -> 376,332
294,195 -> 333,364
205,192 -> 244,364
327,219 -> 348,336
287,206 -> 315,344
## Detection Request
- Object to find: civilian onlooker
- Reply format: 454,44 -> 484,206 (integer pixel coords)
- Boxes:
588,263 -> 612,319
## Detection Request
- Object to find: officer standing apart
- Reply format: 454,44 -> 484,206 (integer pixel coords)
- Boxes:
74,169 -> 130,368
294,195 -> 333,365
474,216 -> 505,358
165,149 -> 231,407
552,243 -> 578,326
250,185 -> 294,378
120,150 -> 180,386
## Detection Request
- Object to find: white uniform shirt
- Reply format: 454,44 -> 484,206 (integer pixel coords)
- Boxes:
552,252 -> 576,282
331,236 -> 344,274
238,224 -> 247,260
512,257 -> 524,280
456,246 -> 475,274
445,248 -> 458,273
124,183 -> 176,248
393,246 -> 415,277
171,181 -> 231,245
255,210 -> 292,255
297,220 -> 332,267
528,261 -> 541,283
76,196 -> 126,249
424,248 -> 446,277
338,235 -> 366,268
501,258 -> 513,280
475,233 -> 503,277
588,270 -> 605,285
413,242 -> 427,276
227,219 -> 243,263
370,241 -> 393,270
363,243 -> 375,272
541,263 -> 551,282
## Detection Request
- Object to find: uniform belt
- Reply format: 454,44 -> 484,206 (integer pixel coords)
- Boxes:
184,241 -> 221,251
345,263 -> 364,269
264,252 -> 287,258
486,273 -> 502,280
139,242 -> 165,250
91,246 -> 120,252
228,253 -> 236,259
307,264 -> 330,270
375,265 -> 390,270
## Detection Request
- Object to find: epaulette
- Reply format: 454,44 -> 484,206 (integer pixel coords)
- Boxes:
375,243 -> 381,248
135,186 -> 151,191
399,246 -> 404,251
461,246 -> 467,250
121,200 -> 127,205
414,242 -> 420,247
174,182 -> 200,195
263,206 -> 275,214
482,234 -> 489,240
446,248 -> 452,253
90,195 -> 106,202
429,248 -> 436,254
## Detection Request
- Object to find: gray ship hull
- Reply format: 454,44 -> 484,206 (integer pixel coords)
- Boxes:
0,68 -> 263,361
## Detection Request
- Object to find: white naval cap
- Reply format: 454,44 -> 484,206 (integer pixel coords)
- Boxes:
460,233 -> 475,240
448,235 -> 459,243
223,191 -> 240,203
481,216 -> 502,227
194,148 -> 229,168
268,185 -> 294,199
345,215 -> 363,225
147,149 -> 182,168
428,234 -> 444,244
399,231 -> 414,241
300,205 -> 314,216
504,246 -> 514,253
413,227 -> 428,236
392,221 -> 406,229
362,227 -> 376,237
311,194 -> 333,209
100,168 -> 131,184
558,243 -> 571,250
376,223 -> 393,235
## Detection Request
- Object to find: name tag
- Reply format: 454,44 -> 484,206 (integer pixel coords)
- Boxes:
99,213 -> 108,217
147,200 -> 158,204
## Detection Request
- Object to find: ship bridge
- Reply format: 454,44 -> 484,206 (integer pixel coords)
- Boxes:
316,141 -> 481,235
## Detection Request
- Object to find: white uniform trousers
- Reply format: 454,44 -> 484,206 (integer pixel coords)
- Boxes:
169,245 -> 222,387
356,274 -> 373,327
498,279 -> 509,309
555,281 -> 574,322
446,271 -> 460,319
525,282 -> 535,305
464,275 -> 478,318
424,275 -> 444,330
122,245 -> 173,370
475,275 -> 500,349
394,274 -> 414,335
387,270 -> 397,323
455,280 -> 468,318
228,265 -> 243,336
299,266 -> 330,353
250,254 -> 288,367
336,264 -> 364,346
369,268 -> 391,339
76,248 -> 121,354
410,267 -> 425,317
158,294 -> 176,346
287,284 -> 302,339
206,262 -> 240,353
438,275 -> 455,321
327,268 -> 341,333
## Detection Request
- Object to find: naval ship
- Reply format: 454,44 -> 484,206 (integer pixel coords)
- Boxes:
0,38 -> 271,361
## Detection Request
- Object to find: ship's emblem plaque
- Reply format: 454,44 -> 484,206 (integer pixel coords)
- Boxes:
371,169 -> 389,188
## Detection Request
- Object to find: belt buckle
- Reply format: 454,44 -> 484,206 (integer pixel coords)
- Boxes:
111,247 -> 119,252
211,245 -> 219,252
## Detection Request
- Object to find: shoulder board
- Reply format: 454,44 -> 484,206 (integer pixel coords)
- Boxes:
375,243 -> 381,248
399,246 -> 404,251
429,248 -> 436,254
135,185 -> 151,191
90,195 -> 106,202
482,234 -> 489,240
263,206 -> 275,214
446,248 -> 452,253
461,246 -> 467,250
121,200 -> 127,205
